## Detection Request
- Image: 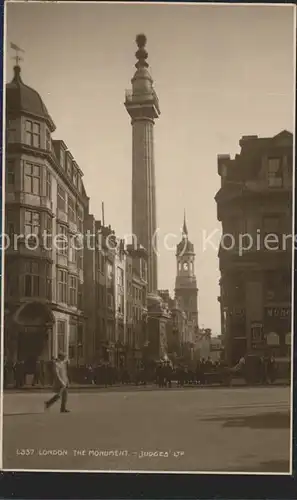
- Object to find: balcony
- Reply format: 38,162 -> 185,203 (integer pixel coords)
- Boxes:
125,89 -> 160,116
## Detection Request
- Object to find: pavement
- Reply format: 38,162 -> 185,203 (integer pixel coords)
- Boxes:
3,386 -> 291,473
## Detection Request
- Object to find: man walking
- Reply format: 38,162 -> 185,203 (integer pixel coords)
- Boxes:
45,353 -> 70,413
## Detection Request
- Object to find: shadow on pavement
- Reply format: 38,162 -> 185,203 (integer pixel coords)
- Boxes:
201,411 -> 290,429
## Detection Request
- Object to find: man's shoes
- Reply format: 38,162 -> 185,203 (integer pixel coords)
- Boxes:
60,409 -> 70,413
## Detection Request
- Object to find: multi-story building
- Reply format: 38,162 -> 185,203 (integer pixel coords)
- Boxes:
5,64 -> 86,365
216,130 -> 293,365
126,244 -> 148,369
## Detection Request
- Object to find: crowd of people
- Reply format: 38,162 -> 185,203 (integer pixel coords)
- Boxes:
4,353 -> 280,389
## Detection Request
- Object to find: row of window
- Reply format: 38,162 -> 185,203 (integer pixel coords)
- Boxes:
7,161 -> 52,199
7,160 -> 84,229
6,210 -> 83,266
11,262 -> 82,307
267,157 -> 287,188
133,286 -> 143,302
225,271 -> 291,303
224,214 -> 291,237
223,157 -> 290,188
8,118 -> 83,194
59,145 -> 82,192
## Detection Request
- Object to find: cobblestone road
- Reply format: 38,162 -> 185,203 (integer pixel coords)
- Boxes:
3,386 -> 291,473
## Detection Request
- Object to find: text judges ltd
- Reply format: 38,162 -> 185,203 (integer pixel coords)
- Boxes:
16,449 -> 185,458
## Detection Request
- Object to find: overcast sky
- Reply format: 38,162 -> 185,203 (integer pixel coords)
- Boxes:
6,2 -> 295,334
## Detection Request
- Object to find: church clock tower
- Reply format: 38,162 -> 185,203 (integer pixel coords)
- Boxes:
175,213 -> 199,331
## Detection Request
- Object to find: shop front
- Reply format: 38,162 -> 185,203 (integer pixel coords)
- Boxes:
264,306 -> 291,358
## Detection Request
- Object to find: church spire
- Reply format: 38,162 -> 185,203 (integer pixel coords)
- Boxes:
182,209 -> 188,237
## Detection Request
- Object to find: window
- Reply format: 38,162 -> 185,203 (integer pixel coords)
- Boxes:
6,210 -> 15,239
265,270 -> 291,302
117,267 -> 124,287
107,293 -> 113,309
7,118 -> 17,142
67,157 -> 72,178
68,196 -> 76,223
57,185 -> 66,212
46,170 -> 52,199
45,213 -> 52,239
77,250 -> 83,270
24,163 -> 41,195
140,259 -> 147,282
6,160 -> 15,186
46,263 -> 52,300
5,264 -> 18,297
57,321 -> 66,353
77,176 -> 81,193
46,129 -> 51,151
24,261 -> 40,296
69,275 -> 77,306
77,206 -> 83,233
78,282 -> 83,309
57,224 -> 68,255
107,262 -> 113,283
118,293 -> 124,314
69,323 -> 77,342
60,148 -> 65,170
268,158 -> 283,187
25,210 -> 40,236
25,120 -> 40,148
251,323 -> 263,343
73,168 -> 78,187
57,269 -> 67,303
69,243 -> 77,264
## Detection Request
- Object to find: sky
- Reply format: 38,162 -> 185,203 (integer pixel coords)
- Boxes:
5,2 -> 295,334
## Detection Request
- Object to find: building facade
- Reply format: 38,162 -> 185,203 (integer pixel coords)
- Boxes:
216,130 -> 293,365
126,245 -> 148,369
5,65 -> 86,365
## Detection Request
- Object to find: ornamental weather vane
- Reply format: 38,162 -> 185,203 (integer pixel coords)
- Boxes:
135,33 -> 148,69
10,42 -> 25,66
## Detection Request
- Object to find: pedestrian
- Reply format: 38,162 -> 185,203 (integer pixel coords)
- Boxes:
44,352 -> 70,413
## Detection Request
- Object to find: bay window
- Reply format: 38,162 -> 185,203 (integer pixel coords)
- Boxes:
24,162 -> 41,195
25,210 -> 40,237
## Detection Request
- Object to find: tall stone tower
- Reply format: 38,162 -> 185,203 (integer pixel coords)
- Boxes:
175,213 -> 199,332
125,34 -> 160,294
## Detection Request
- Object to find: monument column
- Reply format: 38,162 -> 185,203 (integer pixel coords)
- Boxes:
125,34 -> 160,293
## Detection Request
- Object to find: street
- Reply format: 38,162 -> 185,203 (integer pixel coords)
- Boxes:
3,386 -> 291,473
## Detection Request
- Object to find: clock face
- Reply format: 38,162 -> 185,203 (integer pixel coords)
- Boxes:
183,262 -> 189,271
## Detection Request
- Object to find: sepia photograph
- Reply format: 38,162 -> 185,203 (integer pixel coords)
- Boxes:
2,1 -> 295,473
